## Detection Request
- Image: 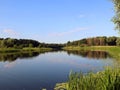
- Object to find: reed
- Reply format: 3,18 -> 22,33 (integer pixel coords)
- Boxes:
55,67 -> 120,90
68,67 -> 120,90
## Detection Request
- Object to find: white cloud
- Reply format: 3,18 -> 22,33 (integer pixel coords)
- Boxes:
3,29 -> 18,35
49,27 -> 89,37
78,14 -> 85,18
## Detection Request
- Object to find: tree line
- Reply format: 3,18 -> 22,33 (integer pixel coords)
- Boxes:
66,36 -> 120,46
0,36 -> 120,49
0,38 -> 63,49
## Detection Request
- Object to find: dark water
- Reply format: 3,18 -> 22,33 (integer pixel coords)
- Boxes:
0,51 -> 115,90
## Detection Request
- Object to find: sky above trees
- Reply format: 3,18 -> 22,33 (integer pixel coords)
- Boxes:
0,0 -> 118,43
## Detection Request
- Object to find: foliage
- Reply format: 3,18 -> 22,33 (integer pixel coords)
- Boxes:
111,0 -> 120,30
116,37 -> 120,46
0,38 -> 63,49
106,36 -> 117,45
65,36 -> 119,46
54,68 -> 120,90
29,43 -> 33,48
67,67 -> 120,90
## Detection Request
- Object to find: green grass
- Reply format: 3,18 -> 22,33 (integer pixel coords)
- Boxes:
0,48 -> 20,53
63,46 -> 117,51
55,67 -> 120,90
55,46 -> 120,90
0,47 -> 52,53
22,47 -> 52,52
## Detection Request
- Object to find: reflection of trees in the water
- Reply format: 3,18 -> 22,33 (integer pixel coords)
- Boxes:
67,50 -> 111,59
0,50 -> 62,62
0,51 -> 49,62
0,50 -> 111,62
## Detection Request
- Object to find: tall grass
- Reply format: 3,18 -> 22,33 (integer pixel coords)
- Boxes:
54,67 -> 120,90
68,67 -> 120,90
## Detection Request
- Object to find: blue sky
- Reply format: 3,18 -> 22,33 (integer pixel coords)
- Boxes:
0,0 -> 118,43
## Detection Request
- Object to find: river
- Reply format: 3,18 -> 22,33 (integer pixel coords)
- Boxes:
0,50 -> 116,90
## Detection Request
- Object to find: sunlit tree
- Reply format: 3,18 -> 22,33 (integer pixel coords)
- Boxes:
112,0 -> 120,30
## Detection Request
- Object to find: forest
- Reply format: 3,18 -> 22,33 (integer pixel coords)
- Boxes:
66,36 -> 120,47
0,38 -> 63,49
0,36 -> 120,50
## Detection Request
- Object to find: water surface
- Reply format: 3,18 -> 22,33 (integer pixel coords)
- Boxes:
0,50 -> 116,90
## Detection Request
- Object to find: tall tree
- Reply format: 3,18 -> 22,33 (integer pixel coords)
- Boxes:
112,0 -> 120,30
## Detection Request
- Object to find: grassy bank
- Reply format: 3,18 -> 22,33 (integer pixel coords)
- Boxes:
63,46 -> 120,60
0,47 -> 52,53
63,46 -> 118,51
0,48 -> 21,53
55,67 -> 120,90
22,47 -> 52,52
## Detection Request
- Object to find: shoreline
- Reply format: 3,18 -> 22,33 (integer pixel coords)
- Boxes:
0,47 -> 53,53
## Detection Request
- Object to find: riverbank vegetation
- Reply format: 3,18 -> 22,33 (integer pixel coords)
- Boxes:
63,36 -> 120,60
65,36 -> 119,47
0,47 -> 52,53
0,38 -> 63,50
1,37 -> 120,60
59,37 -> 120,90
0,38 -> 63,53
1,36 -> 120,52
55,67 -> 120,90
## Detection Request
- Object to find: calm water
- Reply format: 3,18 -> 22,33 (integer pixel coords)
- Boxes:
0,51 -> 116,90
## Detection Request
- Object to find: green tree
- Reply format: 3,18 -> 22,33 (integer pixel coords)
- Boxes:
106,36 -> 117,45
112,0 -> 120,30
13,45 -> 17,48
67,41 -> 71,46
29,43 -> 33,48
116,37 -> 120,46
6,38 -> 14,47
38,44 -> 42,48
80,39 -> 87,45
0,40 -> 6,48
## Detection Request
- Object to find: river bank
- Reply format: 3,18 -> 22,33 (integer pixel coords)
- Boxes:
0,47 -> 52,53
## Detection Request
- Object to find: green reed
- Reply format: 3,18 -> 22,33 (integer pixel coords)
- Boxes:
68,67 -> 120,90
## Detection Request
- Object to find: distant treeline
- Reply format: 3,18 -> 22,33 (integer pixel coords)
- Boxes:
66,36 -> 120,46
1,36 -> 120,49
0,38 -> 63,49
